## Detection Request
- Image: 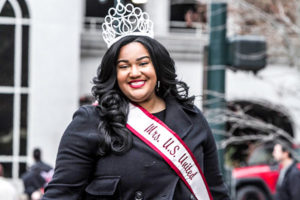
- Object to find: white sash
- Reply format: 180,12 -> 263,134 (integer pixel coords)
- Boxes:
126,103 -> 213,200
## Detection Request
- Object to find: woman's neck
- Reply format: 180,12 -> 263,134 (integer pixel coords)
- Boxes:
138,96 -> 166,113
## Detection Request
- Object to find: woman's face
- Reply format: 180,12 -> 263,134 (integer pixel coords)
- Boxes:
116,42 -> 158,104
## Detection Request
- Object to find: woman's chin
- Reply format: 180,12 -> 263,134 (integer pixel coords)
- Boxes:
129,96 -> 149,104
126,92 -> 153,103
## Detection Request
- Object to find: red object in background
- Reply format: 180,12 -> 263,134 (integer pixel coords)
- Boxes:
233,164 -> 279,195
232,143 -> 300,200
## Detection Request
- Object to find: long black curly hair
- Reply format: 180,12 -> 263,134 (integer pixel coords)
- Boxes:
92,35 -> 195,156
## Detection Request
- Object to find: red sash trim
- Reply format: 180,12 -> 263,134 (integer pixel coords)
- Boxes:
127,104 -> 213,200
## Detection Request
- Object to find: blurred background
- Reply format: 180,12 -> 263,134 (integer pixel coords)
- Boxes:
0,0 -> 300,199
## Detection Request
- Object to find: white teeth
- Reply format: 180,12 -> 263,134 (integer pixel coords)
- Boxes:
130,81 -> 144,86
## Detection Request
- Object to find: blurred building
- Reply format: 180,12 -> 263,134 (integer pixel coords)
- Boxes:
0,0 -> 84,191
0,0 -> 299,192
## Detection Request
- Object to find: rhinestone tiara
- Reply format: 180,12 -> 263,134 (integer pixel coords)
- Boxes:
102,0 -> 154,48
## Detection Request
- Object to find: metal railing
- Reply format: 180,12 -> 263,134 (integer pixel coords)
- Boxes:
83,17 -> 208,36
84,17 -> 105,32
170,20 -> 208,35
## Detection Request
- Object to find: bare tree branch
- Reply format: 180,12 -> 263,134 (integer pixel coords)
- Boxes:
201,89 -> 298,149
228,0 -> 300,67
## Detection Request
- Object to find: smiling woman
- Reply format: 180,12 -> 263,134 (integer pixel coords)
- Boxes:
42,34 -> 230,200
41,1 -> 230,199
89,35 -> 194,157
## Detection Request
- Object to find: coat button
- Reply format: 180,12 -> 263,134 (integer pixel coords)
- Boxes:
135,191 -> 144,200
190,194 -> 196,200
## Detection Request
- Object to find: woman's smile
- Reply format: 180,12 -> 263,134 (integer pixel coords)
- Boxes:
129,80 -> 146,88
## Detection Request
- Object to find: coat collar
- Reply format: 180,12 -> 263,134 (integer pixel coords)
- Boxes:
163,96 -> 195,139
285,161 -> 297,175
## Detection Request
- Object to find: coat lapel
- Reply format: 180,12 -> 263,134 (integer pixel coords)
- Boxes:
164,97 -> 194,139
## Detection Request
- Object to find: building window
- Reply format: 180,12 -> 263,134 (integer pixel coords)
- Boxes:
0,0 -> 30,179
170,1 -> 207,33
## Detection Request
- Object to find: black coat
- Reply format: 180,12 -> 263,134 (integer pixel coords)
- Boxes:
275,161 -> 300,200
42,97 -> 230,200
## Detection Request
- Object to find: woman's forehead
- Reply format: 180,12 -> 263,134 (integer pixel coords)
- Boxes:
118,42 -> 150,60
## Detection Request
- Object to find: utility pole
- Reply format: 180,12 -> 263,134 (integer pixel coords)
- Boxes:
206,1 -> 227,177
296,0 -> 300,70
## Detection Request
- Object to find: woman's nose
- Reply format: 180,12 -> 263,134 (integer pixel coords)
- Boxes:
129,65 -> 141,77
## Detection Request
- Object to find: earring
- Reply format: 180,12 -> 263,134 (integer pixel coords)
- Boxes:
156,81 -> 160,92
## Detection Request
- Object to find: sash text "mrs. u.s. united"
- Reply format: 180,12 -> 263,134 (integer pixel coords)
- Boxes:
144,123 -> 198,180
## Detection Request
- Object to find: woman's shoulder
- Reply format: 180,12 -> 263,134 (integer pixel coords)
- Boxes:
177,102 -> 212,130
166,96 -> 205,118
63,105 -> 101,138
179,102 -> 203,117
73,104 -> 99,118
72,104 -> 100,122
58,105 -> 101,155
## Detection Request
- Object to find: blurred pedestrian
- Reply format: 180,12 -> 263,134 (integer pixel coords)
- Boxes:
22,148 -> 52,199
272,142 -> 300,200
0,163 -> 18,200
42,1 -> 230,199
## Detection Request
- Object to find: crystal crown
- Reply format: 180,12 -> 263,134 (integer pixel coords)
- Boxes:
102,0 -> 154,48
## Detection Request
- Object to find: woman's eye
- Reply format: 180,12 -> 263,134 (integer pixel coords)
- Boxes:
140,62 -> 148,66
119,65 -> 128,69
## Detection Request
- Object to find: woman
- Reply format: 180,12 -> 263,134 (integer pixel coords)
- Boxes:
42,35 -> 230,200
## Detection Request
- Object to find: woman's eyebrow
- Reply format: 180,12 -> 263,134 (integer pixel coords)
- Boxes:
117,56 -> 150,64
116,59 -> 129,64
136,56 -> 150,61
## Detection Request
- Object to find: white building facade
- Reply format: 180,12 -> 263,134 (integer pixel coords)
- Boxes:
0,0 -> 84,188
